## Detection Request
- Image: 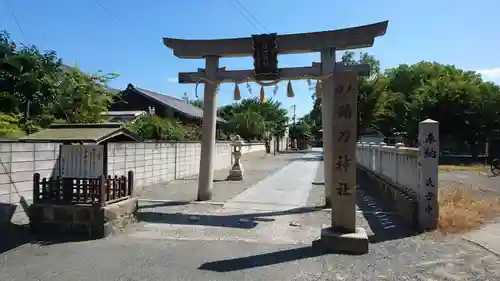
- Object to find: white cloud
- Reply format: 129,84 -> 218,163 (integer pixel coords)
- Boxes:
476,67 -> 500,83
167,77 -> 178,83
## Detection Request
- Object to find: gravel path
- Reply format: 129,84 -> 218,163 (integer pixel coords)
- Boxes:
440,170 -> 500,196
2,153 -> 500,280
3,179 -> 500,280
1,233 -> 499,281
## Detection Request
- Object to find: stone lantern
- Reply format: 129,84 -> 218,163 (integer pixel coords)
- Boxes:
227,135 -> 244,181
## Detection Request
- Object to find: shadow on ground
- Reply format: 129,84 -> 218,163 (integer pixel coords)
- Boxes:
29,234 -> 101,246
0,222 -> 100,254
289,154 -> 323,162
137,168 -> 418,240
356,168 -> 421,243
278,150 -> 315,154
197,170 -> 422,272
137,205 -> 326,230
137,200 -> 193,209
0,223 -> 31,254
198,242 -> 328,272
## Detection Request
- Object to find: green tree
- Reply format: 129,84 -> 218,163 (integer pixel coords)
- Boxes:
0,31 -> 62,118
303,51 -> 383,139
0,113 -> 25,137
289,119 -> 312,140
341,51 -> 384,136
218,97 -> 289,140
300,51 -> 500,155
376,62 -> 500,152
52,67 -> 118,124
189,99 -> 204,109
127,114 -> 200,141
0,30 -> 120,130
226,110 -> 266,140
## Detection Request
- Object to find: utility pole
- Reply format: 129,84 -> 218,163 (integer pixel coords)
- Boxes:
290,104 -> 297,151
24,101 -> 31,135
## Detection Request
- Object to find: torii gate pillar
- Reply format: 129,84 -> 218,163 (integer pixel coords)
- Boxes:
197,56 -> 219,200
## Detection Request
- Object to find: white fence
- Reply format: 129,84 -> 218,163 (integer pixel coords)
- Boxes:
357,142 -> 419,194
356,119 -> 440,230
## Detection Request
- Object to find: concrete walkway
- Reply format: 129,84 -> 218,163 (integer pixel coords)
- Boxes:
138,151 -> 299,203
222,152 -> 322,211
463,223 -> 500,257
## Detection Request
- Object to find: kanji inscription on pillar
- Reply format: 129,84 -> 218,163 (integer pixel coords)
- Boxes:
331,71 -> 358,233
418,119 -> 439,230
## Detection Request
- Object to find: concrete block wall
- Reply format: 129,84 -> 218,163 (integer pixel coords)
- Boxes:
106,141 -> 265,191
0,141 -> 265,223
0,142 -> 62,222
106,142 -> 178,189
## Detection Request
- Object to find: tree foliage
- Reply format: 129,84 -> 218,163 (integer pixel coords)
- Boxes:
51,67 -> 118,124
6,28 -> 497,150
0,31 -> 120,137
127,114 -> 201,141
218,97 -> 289,141
289,119 -> 312,140
374,62 -> 500,150
189,99 -> 203,109
300,51 -> 500,154
0,113 -> 26,137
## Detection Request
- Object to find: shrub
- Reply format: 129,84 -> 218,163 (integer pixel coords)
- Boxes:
438,182 -> 500,234
0,113 -> 25,137
127,115 -> 200,141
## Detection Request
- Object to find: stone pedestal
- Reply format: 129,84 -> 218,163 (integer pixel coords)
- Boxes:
227,151 -> 244,181
320,226 -> 369,254
227,138 -> 244,181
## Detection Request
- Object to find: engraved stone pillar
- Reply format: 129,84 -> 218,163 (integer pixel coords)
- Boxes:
227,136 -> 244,181
320,70 -> 369,254
320,49 -> 335,207
418,119 -> 439,231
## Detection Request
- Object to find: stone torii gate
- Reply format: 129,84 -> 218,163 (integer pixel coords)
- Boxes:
163,20 -> 388,253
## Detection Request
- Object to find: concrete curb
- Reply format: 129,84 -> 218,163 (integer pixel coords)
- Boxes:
462,223 -> 500,257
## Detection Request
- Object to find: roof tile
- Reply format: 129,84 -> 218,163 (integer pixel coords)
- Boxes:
128,84 -> 226,123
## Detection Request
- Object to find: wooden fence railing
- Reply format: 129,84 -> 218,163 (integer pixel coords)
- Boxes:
33,171 -> 134,206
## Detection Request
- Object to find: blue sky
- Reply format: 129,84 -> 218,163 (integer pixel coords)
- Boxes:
1,0 -> 499,118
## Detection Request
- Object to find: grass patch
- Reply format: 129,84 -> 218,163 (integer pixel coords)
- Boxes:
439,164 -> 488,173
438,183 -> 500,234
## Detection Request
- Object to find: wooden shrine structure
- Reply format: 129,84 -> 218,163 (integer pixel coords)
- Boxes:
163,20 -> 389,254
